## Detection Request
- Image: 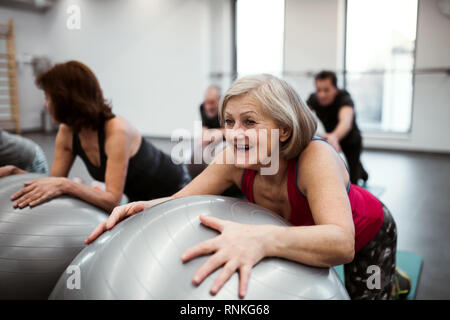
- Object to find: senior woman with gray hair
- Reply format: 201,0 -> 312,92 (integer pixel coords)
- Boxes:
86,74 -> 409,300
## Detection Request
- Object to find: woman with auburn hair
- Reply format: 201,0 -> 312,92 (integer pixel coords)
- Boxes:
86,74 -> 410,300
11,60 -> 191,212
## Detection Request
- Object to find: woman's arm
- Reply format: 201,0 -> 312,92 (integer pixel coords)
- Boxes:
265,141 -> 355,267
63,119 -> 132,212
85,147 -> 240,244
11,124 -> 77,207
0,165 -> 26,178
181,142 -> 355,297
12,122 -> 132,212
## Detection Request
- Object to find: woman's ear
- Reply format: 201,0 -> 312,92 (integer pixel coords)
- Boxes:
279,127 -> 292,143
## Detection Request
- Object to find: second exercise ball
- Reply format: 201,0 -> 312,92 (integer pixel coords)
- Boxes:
50,195 -> 349,300
0,173 -> 107,299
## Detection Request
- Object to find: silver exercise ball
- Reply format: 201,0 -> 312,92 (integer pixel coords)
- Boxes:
50,195 -> 349,300
0,173 -> 107,299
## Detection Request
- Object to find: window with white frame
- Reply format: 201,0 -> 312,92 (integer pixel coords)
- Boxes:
345,0 -> 418,133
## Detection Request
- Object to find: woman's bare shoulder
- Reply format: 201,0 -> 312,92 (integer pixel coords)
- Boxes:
105,116 -> 128,133
56,124 -> 74,151
297,140 -> 346,192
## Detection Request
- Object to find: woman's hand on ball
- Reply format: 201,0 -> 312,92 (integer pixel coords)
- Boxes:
181,215 -> 274,298
10,177 -> 66,208
85,201 -> 149,244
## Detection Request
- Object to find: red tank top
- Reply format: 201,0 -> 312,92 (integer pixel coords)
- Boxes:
241,157 -> 384,253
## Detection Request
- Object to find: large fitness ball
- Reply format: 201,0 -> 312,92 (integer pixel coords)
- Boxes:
0,173 -> 107,299
50,195 -> 349,300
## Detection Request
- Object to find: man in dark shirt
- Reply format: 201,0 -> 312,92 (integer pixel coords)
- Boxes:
307,71 -> 368,185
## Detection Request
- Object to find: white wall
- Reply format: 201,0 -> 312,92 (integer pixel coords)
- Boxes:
208,0 -> 234,92
364,0 -> 450,153
0,6 -> 46,130
2,0 -> 213,136
3,0 -> 449,152
284,0 -> 344,72
41,0 -> 210,137
283,0 -> 345,100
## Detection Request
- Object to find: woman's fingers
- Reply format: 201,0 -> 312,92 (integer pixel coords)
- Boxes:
130,202 -> 146,215
85,221 -> 107,244
199,215 -> 226,232
88,203 -> 146,246
210,259 -> 239,295
191,251 -> 226,286
21,191 -> 43,208
238,265 -> 252,298
105,203 -> 143,229
14,190 -> 42,208
11,184 -> 36,201
23,180 -> 36,186
105,205 -> 127,229
181,238 -> 219,263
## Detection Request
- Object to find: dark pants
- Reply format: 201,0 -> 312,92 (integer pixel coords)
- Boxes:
344,204 -> 397,299
341,137 -> 368,184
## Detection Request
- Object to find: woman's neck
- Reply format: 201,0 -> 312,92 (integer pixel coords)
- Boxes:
256,157 -> 289,185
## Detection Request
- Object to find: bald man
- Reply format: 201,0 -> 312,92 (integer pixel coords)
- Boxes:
200,85 -> 221,130
192,85 -> 242,198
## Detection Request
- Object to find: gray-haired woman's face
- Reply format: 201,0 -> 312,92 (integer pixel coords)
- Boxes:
223,94 -> 288,170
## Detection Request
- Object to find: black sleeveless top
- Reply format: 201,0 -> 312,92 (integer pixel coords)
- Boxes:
72,122 -> 189,202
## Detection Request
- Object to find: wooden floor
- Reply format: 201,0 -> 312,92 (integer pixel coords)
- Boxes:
22,132 -> 450,299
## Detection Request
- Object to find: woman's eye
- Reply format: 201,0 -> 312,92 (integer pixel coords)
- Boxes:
246,119 -> 256,125
225,119 -> 234,126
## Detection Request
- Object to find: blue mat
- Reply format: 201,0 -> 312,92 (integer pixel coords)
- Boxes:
334,250 -> 423,300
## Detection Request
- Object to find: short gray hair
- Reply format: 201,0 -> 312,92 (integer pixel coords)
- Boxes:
219,74 -> 317,159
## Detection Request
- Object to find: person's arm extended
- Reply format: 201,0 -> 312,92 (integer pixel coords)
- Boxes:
266,141 -> 355,267
12,122 -> 131,212
60,178 -> 122,213
0,165 -> 26,178
180,142 -> 355,298
331,106 -> 354,141
11,124 -> 76,208
85,148 -> 239,244
63,120 -> 132,212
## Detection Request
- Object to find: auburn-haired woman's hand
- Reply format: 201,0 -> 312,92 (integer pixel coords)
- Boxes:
11,177 -> 65,208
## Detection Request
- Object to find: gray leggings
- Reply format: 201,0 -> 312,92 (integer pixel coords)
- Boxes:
25,145 -> 49,174
344,204 -> 397,300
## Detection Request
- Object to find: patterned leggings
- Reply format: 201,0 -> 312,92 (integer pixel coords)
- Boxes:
344,204 -> 397,299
